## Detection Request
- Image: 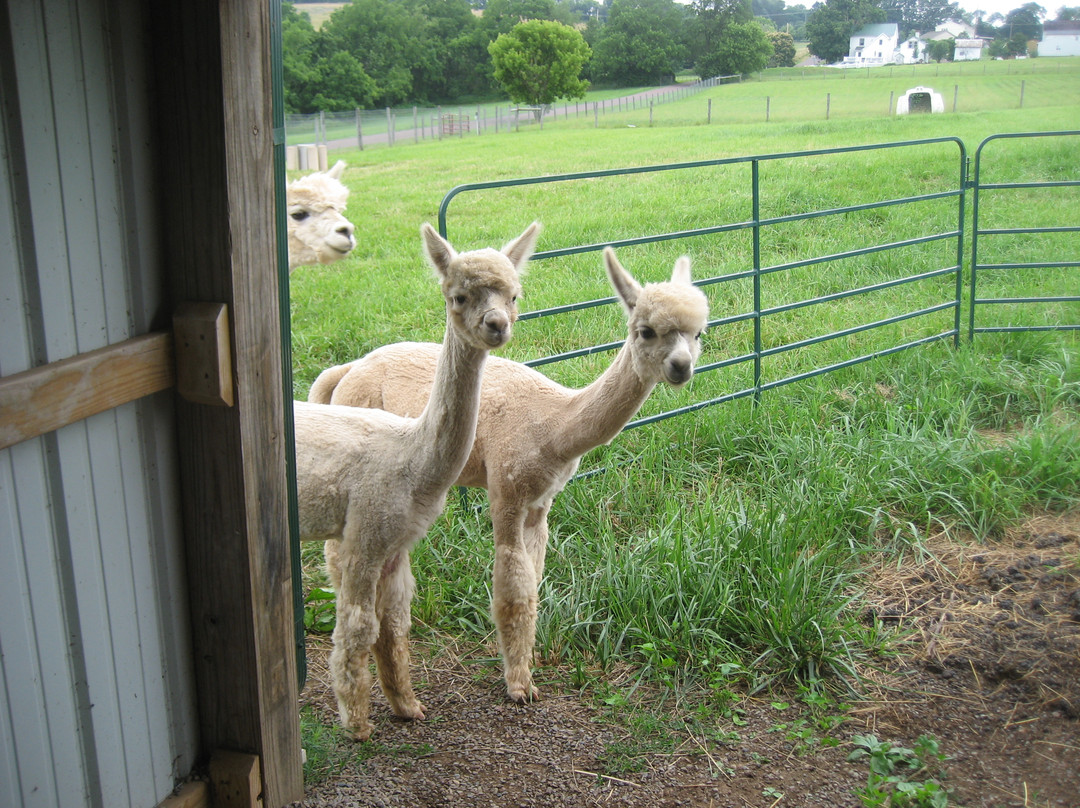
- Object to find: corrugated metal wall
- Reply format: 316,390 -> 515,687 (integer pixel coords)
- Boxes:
1,1 -> 199,805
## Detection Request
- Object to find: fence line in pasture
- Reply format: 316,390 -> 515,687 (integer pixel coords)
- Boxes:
285,71 -> 1077,162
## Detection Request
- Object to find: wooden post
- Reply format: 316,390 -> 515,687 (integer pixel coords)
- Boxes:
151,2 -> 302,805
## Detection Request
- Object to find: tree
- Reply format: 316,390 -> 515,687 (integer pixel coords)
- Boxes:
805,0 -> 886,65
766,30 -> 797,67
319,0 -> 428,106
926,37 -> 955,61
489,19 -> 592,113
880,0 -> 962,39
689,0 -> 755,77
1004,3 -> 1045,39
712,20 -> 774,75
590,0 -> 688,86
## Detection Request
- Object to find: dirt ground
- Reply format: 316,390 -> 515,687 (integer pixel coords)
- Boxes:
289,512 -> 1080,808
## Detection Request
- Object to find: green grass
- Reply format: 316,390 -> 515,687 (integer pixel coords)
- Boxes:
291,60 -> 1080,696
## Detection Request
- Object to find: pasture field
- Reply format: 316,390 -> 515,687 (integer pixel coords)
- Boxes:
287,67 -> 1080,808
289,70 -> 1080,802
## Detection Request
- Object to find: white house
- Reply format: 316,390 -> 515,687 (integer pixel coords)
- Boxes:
1039,27 -> 1080,56
938,20 -> 976,38
845,23 -> 900,66
954,39 -> 985,61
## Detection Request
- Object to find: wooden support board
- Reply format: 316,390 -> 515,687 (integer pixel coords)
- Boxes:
0,332 -> 173,450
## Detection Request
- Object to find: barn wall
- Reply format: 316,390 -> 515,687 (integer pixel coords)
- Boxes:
0,1 -> 199,805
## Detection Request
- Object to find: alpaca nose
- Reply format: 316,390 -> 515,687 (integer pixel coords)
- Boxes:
665,356 -> 692,385
482,310 -> 511,343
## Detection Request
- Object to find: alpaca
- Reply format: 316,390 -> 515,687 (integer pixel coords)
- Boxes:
308,248 -> 709,703
287,160 -> 357,271
295,221 -> 538,739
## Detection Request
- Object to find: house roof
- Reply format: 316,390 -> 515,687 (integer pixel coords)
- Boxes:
955,39 -> 983,48
1043,27 -> 1080,35
852,23 -> 898,39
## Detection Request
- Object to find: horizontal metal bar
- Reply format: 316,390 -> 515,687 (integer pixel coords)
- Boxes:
973,261 -> 1080,271
974,296 -> 1080,305
759,232 -> 958,277
974,180 -> 1080,191
973,325 -> 1080,333
759,302 -> 956,359
976,226 -> 1080,236
761,266 -> 959,317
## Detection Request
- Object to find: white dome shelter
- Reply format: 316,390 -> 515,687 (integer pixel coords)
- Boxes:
897,85 -> 945,114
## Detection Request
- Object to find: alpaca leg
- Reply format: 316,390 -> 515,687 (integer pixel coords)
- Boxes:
373,551 -> 425,721
324,539 -> 342,590
523,503 -> 552,585
329,594 -> 380,740
329,534 -> 383,740
491,505 -> 539,702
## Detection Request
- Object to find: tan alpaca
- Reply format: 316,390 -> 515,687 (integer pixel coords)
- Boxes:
295,222 -> 538,739
287,160 -> 357,271
309,248 -> 709,703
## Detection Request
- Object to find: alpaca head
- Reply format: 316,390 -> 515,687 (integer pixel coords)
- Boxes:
421,222 -> 538,350
604,248 -> 709,387
286,160 -> 357,271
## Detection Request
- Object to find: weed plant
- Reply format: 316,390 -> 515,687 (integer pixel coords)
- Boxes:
292,69 -> 1080,698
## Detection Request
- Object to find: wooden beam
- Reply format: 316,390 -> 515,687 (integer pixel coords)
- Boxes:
152,2 -> 302,805
0,332 -> 173,450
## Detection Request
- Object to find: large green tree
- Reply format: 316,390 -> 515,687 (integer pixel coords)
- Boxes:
319,0 -> 428,106
489,19 -> 592,112
1003,2 -> 1045,39
282,2 -> 377,113
880,0 -> 962,39
767,30 -> 797,67
590,0 -> 688,86
689,0 -> 755,77
805,0 -> 886,64
710,20 -> 774,75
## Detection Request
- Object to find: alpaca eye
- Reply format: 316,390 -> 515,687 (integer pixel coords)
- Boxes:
290,210 -> 310,222
453,295 -> 467,306
639,327 -> 656,340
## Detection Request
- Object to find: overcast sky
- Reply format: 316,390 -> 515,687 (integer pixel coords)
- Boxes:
952,0 -> 1052,19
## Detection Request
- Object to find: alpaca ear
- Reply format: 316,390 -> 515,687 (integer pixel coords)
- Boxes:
671,256 -> 692,285
327,160 -> 347,180
502,221 -> 541,269
421,223 -> 456,278
604,247 -> 641,314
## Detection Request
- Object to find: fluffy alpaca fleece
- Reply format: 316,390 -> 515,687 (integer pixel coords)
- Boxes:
287,160 -> 357,271
295,222 -> 538,739
308,248 -> 710,703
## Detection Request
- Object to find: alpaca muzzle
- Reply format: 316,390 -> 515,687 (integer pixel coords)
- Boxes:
482,310 -> 512,345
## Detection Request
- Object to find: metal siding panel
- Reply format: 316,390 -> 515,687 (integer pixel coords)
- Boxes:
4,1 -> 200,804
1,442 -> 91,808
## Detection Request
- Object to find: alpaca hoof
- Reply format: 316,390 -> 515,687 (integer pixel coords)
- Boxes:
507,683 -> 540,704
343,722 -> 375,742
391,700 -> 426,721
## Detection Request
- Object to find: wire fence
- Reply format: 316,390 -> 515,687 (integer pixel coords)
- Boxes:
284,75 -> 737,161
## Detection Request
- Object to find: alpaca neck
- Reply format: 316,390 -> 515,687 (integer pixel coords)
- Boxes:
410,317 -> 486,490
558,344 -> 654,459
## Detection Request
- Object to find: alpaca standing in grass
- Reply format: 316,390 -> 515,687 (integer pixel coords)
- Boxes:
309,248 -> 709,703
287,160 -> 356,271
295,222 -> 538,739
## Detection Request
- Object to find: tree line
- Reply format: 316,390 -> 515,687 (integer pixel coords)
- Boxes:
283,0 -> 1080,114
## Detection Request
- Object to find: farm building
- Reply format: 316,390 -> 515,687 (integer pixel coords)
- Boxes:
954,39 -> 985,61
845,22 -> 900,66
2,1 -> 303,807
1039,26 -> 1080,56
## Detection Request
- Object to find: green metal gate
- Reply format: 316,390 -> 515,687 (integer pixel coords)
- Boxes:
440,137 -> 968,430
969,130 -> 1080,340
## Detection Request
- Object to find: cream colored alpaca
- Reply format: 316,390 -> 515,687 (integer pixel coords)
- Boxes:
295,222 -> 537,739
309,248 -> 709,703
287,160 -> 357,271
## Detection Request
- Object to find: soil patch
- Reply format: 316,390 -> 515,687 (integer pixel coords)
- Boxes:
289,513 -> 1080,808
